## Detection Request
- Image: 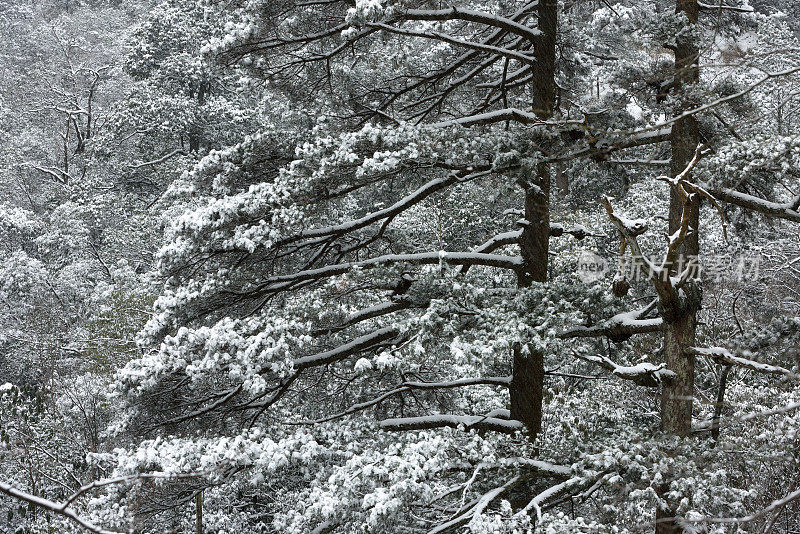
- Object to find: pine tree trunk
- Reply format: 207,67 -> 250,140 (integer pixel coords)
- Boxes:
519,164 -> 550,285
662,0 -> 699,445
657,0 -> 700,531
510,0 -> 557,443
196,490 -> 203,534
511,344 -> 544,437
660,312 -> 696,437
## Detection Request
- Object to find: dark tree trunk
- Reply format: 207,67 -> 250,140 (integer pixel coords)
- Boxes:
530,0 -> 557,118
657,0 -> 700,531
662,0 -> 700,444
511,344 -> 544,437
519,164 -> 550,285
510,0 -> 557,444
189,80 -> 208,153
710,364 -> 731,445
660,312 -> 696,438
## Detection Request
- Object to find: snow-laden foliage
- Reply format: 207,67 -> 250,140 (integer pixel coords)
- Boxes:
2,0 -> 800,533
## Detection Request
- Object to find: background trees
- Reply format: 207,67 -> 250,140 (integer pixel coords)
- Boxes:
1,0 -> 800,533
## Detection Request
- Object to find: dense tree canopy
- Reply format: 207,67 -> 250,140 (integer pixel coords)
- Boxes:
1,0 -> 800,533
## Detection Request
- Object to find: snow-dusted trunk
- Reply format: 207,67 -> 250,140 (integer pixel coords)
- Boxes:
657,0 -> 700,531
510,0 -> 557,441
519,166 -> 550,284
660,312 -> 696,437
189,80 -> 208,153
661,0 -> 700,441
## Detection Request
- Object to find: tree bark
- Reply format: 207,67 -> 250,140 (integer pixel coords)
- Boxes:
657,0 -> 700,531
189,80 -> 208,153
511,344 -> 544,437
196,490 -> 203,534
662,0 -> 700,443
519,164 -> 550,285
710,364 -> 731,445
660,312 -> 696,438
510,0 -> 557,443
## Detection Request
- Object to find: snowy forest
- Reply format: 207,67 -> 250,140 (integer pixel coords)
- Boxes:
1,0 -> 800,532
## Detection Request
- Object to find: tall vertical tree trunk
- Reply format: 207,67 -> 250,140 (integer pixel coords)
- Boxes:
660,312 -> 696,438
656,1 -> 700,531
510,0 -> 557,443
189,80 -> 208,153
196,490 -> 203,534
662,0 -> 700,444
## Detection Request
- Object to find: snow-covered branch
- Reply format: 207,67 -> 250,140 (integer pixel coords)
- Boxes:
516,472 -> 609,523
431,108 -> 582,128
293,325 -> 401,370
258,251 -> 524,290
130,149 -> 186,170
396,7 -> 542,43
313,299 -> 414,335
570,350 -> 676,387
428,475 -> 524,534
367,24 -> 537,67
380,413 -> 523,434
0,480 -> 114,534
710,188 -> 800,224
687,346 -> 798,379
0,472 -> 208,534
291,377 -> 511,424
281,169 -> 489,245
559,300 -> 662,342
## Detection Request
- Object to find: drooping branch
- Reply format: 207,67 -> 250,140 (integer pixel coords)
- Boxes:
312,298 -> 415,335
395,7 -> 542,43
293,325 -> 401,370
366,24 -> 537,67
428,475 -> 525,534
280,169 -> 490,246
0,472 -> 208,534
605,66 -> 800,138
516,472 -> 610,523
677,487 -> 800,527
